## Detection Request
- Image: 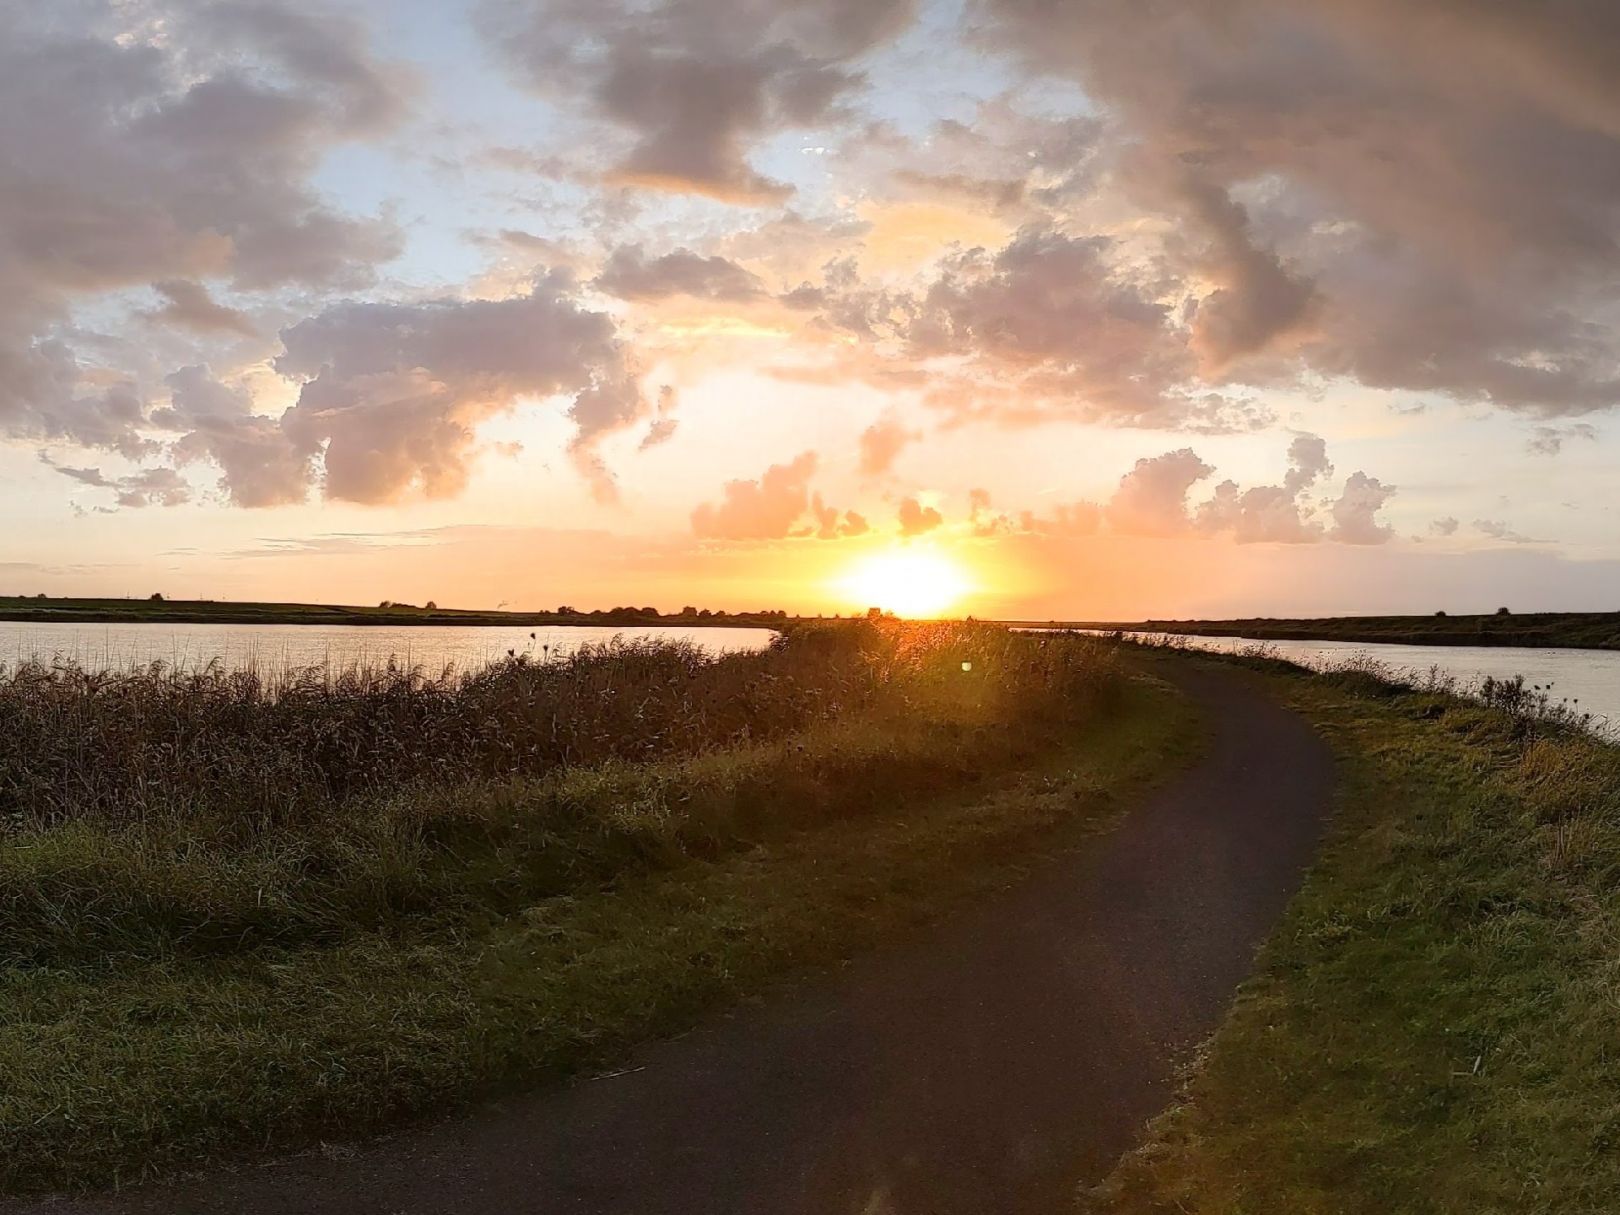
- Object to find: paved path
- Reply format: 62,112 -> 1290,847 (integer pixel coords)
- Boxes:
28,663 -> 1334,1215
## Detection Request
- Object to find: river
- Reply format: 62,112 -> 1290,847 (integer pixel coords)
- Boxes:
0,621 -> 777,675
10,619 -> 1617,734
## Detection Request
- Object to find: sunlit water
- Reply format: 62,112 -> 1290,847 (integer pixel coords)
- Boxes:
1097,632 -> 1620,736
0,622 -> 777,676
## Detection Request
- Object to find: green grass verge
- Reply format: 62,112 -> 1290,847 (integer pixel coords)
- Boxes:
1088,656 -> 1620,1215
1,673 -> 1194,1195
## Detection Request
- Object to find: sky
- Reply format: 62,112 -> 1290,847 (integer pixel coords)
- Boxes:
2,0 -> 1619,619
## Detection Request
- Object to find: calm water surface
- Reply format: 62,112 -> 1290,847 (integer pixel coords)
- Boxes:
0,622 -> 776,675
1115,632 -> 1620,736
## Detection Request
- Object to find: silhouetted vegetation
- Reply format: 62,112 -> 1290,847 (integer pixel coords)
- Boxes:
0,594 -> 801,628
1046,610 -> 1620,650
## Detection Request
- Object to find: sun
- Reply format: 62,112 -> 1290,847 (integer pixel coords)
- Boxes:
837,548 -> 971,619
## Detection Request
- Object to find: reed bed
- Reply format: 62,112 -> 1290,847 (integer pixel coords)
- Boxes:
0,622 -> 1123,967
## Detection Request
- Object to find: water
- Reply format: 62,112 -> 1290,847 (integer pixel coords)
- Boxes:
0,622 -> 777,676
1107,632 -> 1620,735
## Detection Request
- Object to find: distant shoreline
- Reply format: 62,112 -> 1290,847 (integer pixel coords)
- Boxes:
999,611 -> 1620,651
0,597 -> 795,629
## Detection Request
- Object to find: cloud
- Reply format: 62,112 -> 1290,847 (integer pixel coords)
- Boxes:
691,451 -> 819,539
639,385 -> 680,450
1328,471 -> 1398,545
159,365 -> 313,508
1174,176 -> 1318,373
811,493 -> 870,539
789,225 -> 1269,433
1197,482 -> 1322,544
481,0 -> 918,202
1283,432 -> 1334,495
977,0 -> 1620,416
109,274 -> 653,510
1104,449 -> 1215,537
857,412 -> 920,478
967,487 -> 1016,536
272,272 -> 644,504
1527,423 -> 1599,456
1430,516 -> 1460,536
902,227 -> 1192,424
1195,431 -> 1334,543
144,281 -> 258,337
595,245 -> 765,301
1022,435 -> 1395,546
1017,500 -> 1101,538
1474,518 -> 1544,544
896,495 -> 944,537
46,460 -> 192,509
0,1 -> 406,458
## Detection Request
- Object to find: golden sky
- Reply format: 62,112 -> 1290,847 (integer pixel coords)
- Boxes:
3,0 -> 1618,617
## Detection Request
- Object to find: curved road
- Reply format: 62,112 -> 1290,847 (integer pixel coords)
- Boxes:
24,663 -> 1334,1215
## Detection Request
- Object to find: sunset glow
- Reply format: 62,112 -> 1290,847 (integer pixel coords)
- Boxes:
0,1 -> 1614,618
838,549 -> 971,619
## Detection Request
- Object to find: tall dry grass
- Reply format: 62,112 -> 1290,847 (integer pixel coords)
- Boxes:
0,622 -> 1122,965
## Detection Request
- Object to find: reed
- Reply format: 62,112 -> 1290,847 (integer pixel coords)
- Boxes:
0,622 -> 1123,967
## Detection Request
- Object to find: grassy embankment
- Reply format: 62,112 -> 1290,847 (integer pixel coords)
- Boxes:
1089,647 -> 1620,1214
0,622 -> 1193,1194
1026,610 -> 1620,650
0,593 -> 796,628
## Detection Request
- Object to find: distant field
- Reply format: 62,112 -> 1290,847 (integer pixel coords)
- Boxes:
1011,611 -> 1620,651
0,595 -> 795,628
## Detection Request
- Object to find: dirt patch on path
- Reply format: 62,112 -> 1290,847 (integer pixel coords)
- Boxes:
27,662 -> 1333,1215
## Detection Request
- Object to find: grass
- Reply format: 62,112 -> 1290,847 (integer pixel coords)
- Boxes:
0,623 -> 1194,1194
1087,649 -> 1620,1214
0,630 -> 871,830
1027,610 -> 1620,651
